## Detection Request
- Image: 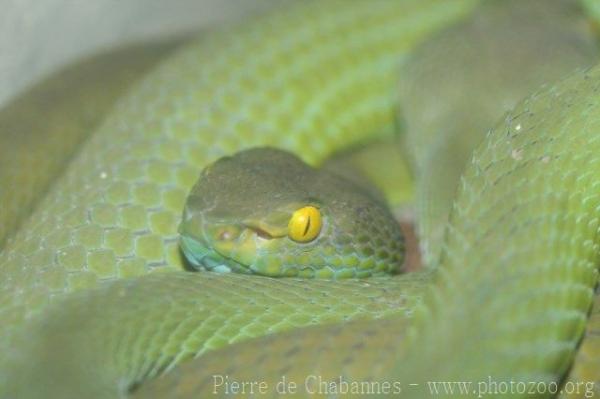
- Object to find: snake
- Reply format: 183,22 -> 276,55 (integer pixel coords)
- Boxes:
2,0 -> 600,397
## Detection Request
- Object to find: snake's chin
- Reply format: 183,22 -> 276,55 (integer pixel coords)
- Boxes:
179,235 -> 253,274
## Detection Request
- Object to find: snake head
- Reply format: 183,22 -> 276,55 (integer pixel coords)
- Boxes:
179,147 -> 404,279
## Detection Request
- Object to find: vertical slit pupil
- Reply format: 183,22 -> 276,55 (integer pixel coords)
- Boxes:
303,216 -> 311,236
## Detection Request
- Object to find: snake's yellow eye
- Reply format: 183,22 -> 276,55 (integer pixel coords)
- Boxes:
288,206 -> 322,243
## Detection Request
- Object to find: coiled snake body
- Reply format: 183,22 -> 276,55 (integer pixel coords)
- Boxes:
2,0 -> 600,398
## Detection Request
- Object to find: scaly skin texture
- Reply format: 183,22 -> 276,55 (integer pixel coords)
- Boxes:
3,0 -> 600,398
399,0 -> 598,267
0,38 -> 186,248
137,34 -> 600,399
0,1 -> 478,398
400,3 -> 600,395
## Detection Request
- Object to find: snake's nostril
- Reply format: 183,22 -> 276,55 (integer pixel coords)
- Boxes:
215,226 -> 241,241
218,230 -> 232,241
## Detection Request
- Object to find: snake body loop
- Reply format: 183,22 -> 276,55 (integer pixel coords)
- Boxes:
2,1 -> 600,398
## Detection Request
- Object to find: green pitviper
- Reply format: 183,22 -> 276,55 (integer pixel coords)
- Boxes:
3,0 -> 600,398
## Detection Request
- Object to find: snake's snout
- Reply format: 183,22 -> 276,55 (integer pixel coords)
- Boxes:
179,202 -> 284,275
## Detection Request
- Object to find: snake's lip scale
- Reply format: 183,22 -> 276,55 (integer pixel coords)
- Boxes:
179,234 -> 253,274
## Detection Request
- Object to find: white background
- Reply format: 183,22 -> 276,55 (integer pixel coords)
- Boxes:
0,0 -> 281,107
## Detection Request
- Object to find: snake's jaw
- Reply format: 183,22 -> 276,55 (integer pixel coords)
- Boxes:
179,231 -> 268,274
179,210 -> 285,274
179,234 -> 234,273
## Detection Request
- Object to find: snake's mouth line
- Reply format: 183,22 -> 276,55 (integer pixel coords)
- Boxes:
179,234 -> 254,274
